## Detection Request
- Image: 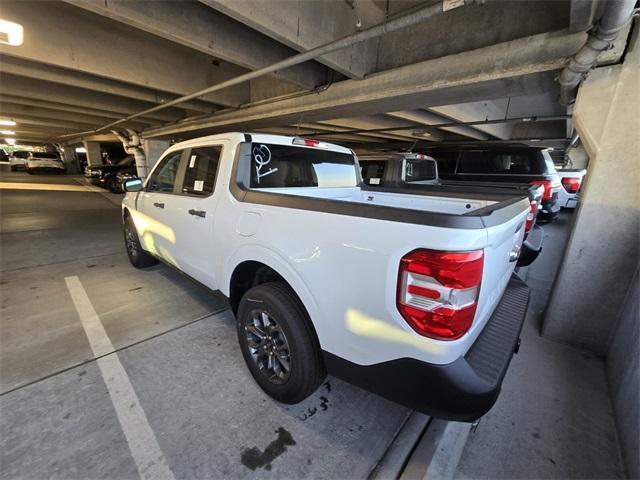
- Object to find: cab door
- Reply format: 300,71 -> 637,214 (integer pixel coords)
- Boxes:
164,144 -> 224,288
136,149 -> 186,266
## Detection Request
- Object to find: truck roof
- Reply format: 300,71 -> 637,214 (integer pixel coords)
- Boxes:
165,132 -> 353,156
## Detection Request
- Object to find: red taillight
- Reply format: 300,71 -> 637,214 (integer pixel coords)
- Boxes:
562,177 -> 581,194
529,180 -> 553,201
397,249 -> 483,340
525,200 -> 537,232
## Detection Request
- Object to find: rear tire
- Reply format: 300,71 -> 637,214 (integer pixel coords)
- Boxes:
10,166 -> 16,171
123,216 -> 158,268
26,168 -> 34,174
237,282 -> 326,404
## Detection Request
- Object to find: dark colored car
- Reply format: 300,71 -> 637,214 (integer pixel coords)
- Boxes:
84,156 -> 136,192
427,145 -> 562,222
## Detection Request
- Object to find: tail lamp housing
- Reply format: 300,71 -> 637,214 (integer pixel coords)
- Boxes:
525,200 -> 537,232
561,177 -> 581,194
397,249 -> 484,340
529,180 -> 553,201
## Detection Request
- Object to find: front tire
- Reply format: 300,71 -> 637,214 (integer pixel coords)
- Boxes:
123,216 -> 158,268
26,168 -> 34,174
237,282 -> 325,404
107,176 -> 120,193
10,166 -> 16,171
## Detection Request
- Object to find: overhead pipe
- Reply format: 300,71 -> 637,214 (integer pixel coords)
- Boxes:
56,0 -> 483,140
112,129 -> 149,178
558,0 -> 636,105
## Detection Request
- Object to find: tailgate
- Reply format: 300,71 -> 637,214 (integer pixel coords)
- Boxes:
472,200 -> 529,338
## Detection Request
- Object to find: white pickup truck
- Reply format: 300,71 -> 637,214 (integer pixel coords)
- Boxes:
121,133 -> 531,421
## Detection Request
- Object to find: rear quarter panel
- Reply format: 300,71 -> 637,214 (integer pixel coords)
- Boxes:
218,189 -> 527,367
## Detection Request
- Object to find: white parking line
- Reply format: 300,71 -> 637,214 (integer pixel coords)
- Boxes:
64,275 -> 175,480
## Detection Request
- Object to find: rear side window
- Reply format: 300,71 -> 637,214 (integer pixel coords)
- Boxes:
405,160 -> 436,182
183,146 -> 221,196
13,151 -> 29,158
250,143 -> 357,188
360,161 -> 387,186
146,150 -> 182,193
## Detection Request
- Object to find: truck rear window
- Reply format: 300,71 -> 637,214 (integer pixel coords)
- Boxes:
250,143 -> 358,188
360,161 -> 387,186
405,159 -> 436,182
457,150 -> 546,175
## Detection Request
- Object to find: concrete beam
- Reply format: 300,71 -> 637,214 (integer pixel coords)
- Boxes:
0,1 -> 249,107
0,95 -> 158,125
63,0 -> 327,91
0,55 -> 217,115
0,103 -> 150,131
429,101 -> 514,140
143,30 -> 586,138
201,0 -> 385,78
386,110 -> 489,141
0,74 -> 184,124
375,1 -> 570,72
316,116 -> 425,142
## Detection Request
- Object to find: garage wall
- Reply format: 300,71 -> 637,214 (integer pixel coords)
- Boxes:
606,267 -> 639,479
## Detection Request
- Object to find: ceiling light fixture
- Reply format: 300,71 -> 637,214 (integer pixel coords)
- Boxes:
0,130 -> 16,135
0,119 -> 16,126
5,138 -> 16,145
0,19 -> 24,46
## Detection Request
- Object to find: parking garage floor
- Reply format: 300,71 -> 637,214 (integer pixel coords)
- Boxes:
0,167 -> 412,479
0,167 -> 625,479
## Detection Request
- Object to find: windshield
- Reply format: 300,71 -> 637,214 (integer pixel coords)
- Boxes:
249,143 -> 358,188
33,152 -> 60,160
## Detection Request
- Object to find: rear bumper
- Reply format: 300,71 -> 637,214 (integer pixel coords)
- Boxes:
517,224 -> 543,267
324,275 -> 530,422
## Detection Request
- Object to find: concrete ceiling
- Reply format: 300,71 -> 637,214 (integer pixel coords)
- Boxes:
0,0 -> 631,152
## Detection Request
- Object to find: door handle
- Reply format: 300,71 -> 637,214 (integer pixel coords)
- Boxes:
188,209 -> 206,218
153,202 -> 165,209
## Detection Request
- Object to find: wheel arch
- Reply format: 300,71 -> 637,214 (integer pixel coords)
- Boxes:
226,250 -> 324,350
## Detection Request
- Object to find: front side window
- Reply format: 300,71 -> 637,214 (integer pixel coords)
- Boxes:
183,146 -> 221,196
249,143 -> 357,188
146,150 -> 182,193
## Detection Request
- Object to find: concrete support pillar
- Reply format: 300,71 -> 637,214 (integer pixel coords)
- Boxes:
143,139 -> 170,173
83,141 -> 102,167
61,146 -> 79,174
542,28 -> 639,353
566,143 -> 589,169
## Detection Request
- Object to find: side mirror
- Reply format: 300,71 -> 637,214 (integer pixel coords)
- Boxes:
124,177 -> 143,192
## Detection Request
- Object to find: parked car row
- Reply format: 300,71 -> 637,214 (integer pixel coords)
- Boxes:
9,150 -> 66,174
